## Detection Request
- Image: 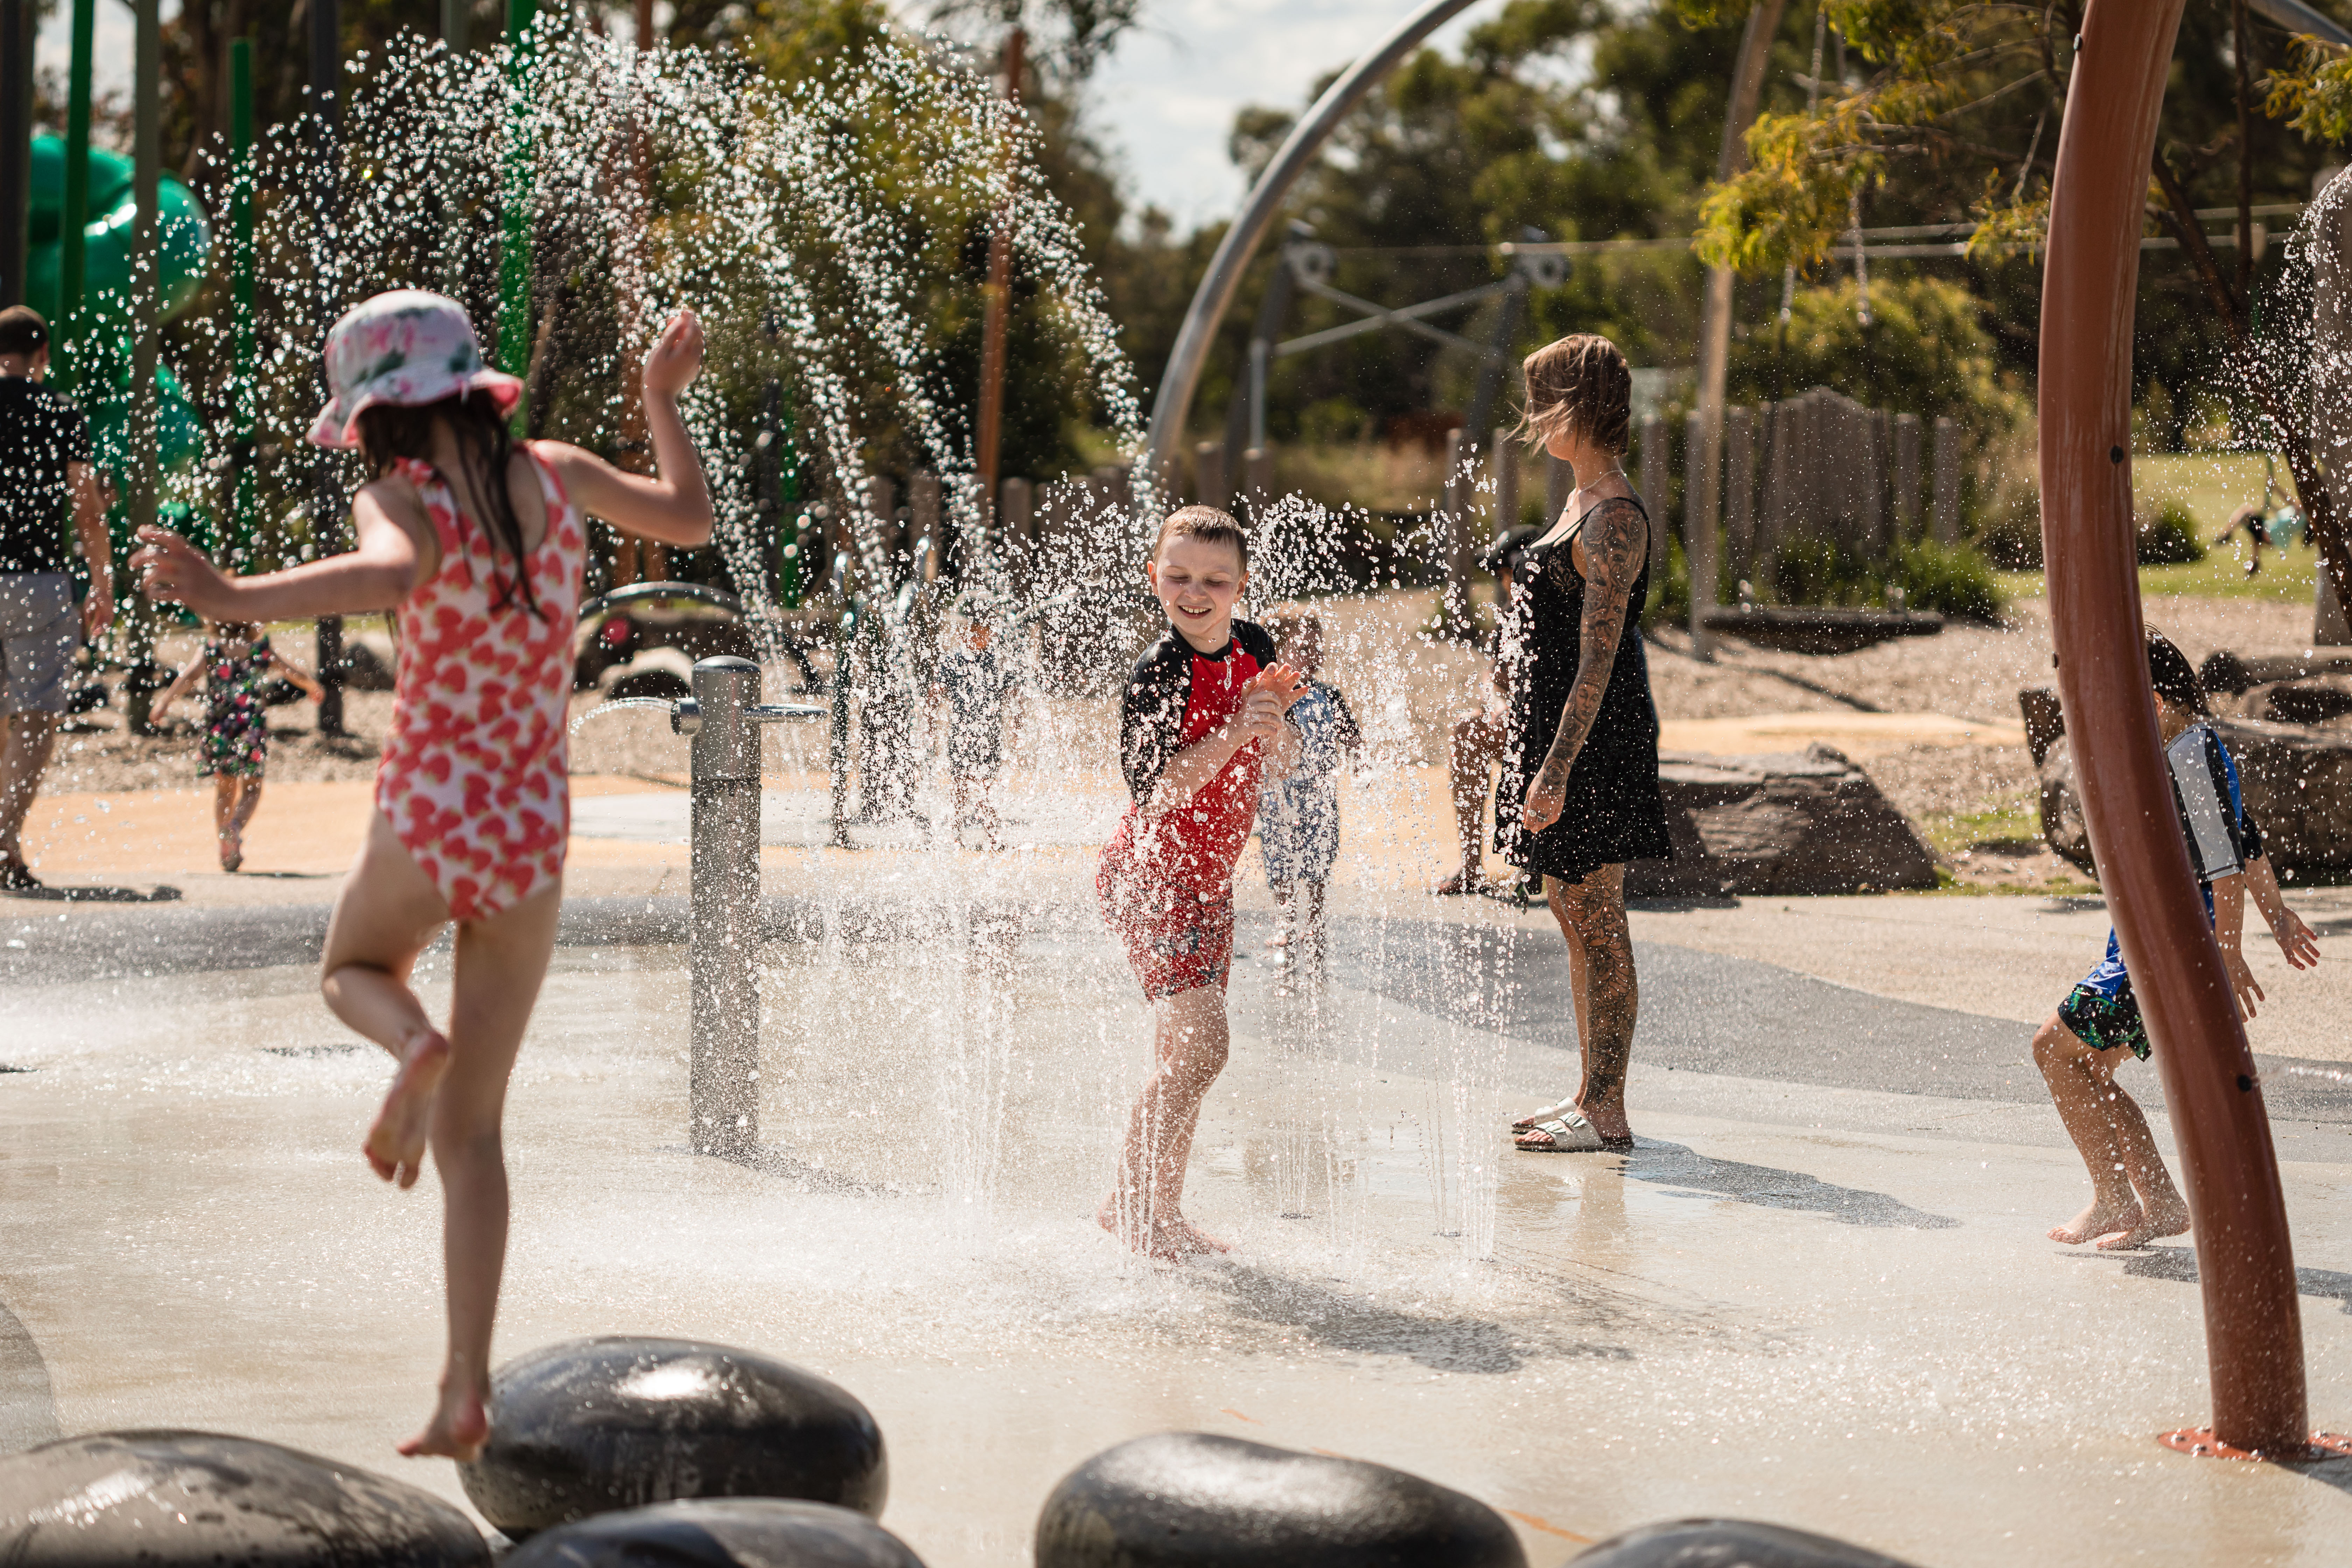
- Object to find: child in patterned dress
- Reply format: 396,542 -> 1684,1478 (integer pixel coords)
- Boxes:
133,290 -> 715,1462
150,618 -> 322,871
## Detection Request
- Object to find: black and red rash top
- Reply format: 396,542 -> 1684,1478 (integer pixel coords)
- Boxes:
1101,620 -> 1278,893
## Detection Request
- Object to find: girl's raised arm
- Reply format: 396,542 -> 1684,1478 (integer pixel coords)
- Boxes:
542,310 -> 714,550
134,485 -> 432,625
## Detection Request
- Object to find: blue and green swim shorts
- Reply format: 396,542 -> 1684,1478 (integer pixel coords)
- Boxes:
2057,982 -> 2151,1062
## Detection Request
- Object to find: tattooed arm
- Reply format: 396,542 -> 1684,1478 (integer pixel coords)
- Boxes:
1521,496 -> 1646,835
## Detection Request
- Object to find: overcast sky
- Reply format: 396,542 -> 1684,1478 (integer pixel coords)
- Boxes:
36,0 -> 1486,228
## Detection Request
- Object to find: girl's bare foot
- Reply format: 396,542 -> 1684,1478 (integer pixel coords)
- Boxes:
2049,1195 -> 2141,1246
367,1031 -> 451,1189
218,830 -> 242,874
396,1379 -> 490,1462
2097,1195 -> 2191,1251
1432,869 -> 1481,896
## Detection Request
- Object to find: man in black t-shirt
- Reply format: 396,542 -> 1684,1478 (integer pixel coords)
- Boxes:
0,306 -> 113,892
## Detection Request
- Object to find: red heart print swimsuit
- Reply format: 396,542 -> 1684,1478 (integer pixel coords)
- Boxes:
375,446 -> 586,920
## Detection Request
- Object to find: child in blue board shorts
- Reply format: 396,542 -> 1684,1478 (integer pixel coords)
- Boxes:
1257,612 -> 1359,984
2034,632 -> 2320,1252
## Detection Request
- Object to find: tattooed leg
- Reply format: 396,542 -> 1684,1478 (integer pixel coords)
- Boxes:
1550,864 -> 1636,1144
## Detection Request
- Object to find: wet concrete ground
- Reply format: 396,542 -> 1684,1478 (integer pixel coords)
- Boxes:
7,894 -> 2352,1566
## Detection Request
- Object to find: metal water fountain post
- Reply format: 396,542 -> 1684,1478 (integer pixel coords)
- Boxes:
669,656 -> 822,1161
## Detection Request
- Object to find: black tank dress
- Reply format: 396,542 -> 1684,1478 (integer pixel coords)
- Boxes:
1494,493 -> 1673,883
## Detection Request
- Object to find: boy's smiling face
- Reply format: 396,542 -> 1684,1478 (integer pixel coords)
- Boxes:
1147,534 -> 1247,652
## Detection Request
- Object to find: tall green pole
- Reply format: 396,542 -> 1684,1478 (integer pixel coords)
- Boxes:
498,0 -> 537,421
0,0 -> 31,308
230,38 -> 256,557
312,0 -> 347,736
123,0 -> 158,733
57,0 -> 92,390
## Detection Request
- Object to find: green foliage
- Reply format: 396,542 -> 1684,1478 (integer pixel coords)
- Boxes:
2135,498 -> 2207,566
2263,36 -> 2352,145
1645,528 -> 1691,629
1728,275 -> 2025,443
1756,533 -> 2004,621
1888,537 -> 2005,622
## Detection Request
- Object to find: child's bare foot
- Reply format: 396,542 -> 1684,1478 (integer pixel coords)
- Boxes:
2097,1194 -> 2191,1251
1265,926 -> 1291,949
366,1031 -> 451,1189
1162,1216 -> 1228,1257
218,830 -> 242,874
396,1380 -> 490,1462
2049,1194 -> 2140,1246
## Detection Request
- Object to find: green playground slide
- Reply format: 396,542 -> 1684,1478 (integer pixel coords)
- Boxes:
24,134 -> 212,492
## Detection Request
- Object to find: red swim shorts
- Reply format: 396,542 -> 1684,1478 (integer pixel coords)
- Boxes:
1096,864 -> 1234,1001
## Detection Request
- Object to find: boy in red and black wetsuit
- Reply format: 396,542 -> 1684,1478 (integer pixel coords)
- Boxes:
1096,506 -> 1302,1261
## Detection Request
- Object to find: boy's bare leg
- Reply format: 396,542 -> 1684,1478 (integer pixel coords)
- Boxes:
2033,1016 -> 2188,1246
399,875 -> 560,1462
1100,984 -> 1231,1260
321,812 -> 457,1189
1515,865 -> 1634,1147
0,710 -> 58,867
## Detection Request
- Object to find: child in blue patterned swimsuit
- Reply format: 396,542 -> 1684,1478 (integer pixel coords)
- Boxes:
1258,612 -> 1360,984
2033,632 -> 2319,1252
152,618 -> 322,871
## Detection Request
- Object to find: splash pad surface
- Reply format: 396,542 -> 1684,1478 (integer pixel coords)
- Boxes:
9,876 -> 2352,1566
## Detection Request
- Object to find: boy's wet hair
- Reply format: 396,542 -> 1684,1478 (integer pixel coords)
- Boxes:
1153,505 -> 1248,569
1514,333 -> 1631,456
211,619 -> 263,644
2147,630 -> 2210,717
0,306 -> 48,358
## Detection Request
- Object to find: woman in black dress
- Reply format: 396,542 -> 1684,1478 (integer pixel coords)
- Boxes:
1494,334 -> 1671,1154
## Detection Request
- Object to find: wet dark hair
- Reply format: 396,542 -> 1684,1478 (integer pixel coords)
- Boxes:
2147,630 -> 2210,717
356,389 -> 540,618
1153,505 -> 1248,569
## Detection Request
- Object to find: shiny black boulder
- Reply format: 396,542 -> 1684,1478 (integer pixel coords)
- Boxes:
504,1499 -> 924,1567
0,1428 -> 489,1566
460,1337 -> 887,1538
1033,1432 -> 1525,1568
1569,1519 -> 1923,1568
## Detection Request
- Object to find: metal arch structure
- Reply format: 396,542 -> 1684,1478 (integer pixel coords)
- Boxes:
2249,0 -> 2352,46
2040,0 -> 2312,1456
1141,0 -> 1487,489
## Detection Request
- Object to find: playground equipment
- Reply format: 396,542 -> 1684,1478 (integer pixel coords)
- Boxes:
22,136 -> 208,486
2040,0 -> 2335,1460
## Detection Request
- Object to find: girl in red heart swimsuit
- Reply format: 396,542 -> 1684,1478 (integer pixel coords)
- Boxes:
134,289 -> 715,1464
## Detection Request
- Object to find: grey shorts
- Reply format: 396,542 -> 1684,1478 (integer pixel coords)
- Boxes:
0,573 -> 80,715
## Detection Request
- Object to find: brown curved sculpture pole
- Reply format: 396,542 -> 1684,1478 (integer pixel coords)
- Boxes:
2040,0 -> 2306,1452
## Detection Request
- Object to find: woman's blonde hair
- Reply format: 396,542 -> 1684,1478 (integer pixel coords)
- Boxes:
1514,333 -> 1631,456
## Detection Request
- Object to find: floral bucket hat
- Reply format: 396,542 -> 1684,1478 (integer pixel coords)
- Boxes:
308,289 -> 523,449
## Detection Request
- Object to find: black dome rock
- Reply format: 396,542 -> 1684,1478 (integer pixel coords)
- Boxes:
0,1428 -> 490,1567
460,1337 -> 886,1538
1033,1432 -> 1525,1568
1569,1518 -> 1924,1568
504,1499 -> 925,1568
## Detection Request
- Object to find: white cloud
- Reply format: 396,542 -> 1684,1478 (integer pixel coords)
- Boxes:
1076,0 -> 1488,228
